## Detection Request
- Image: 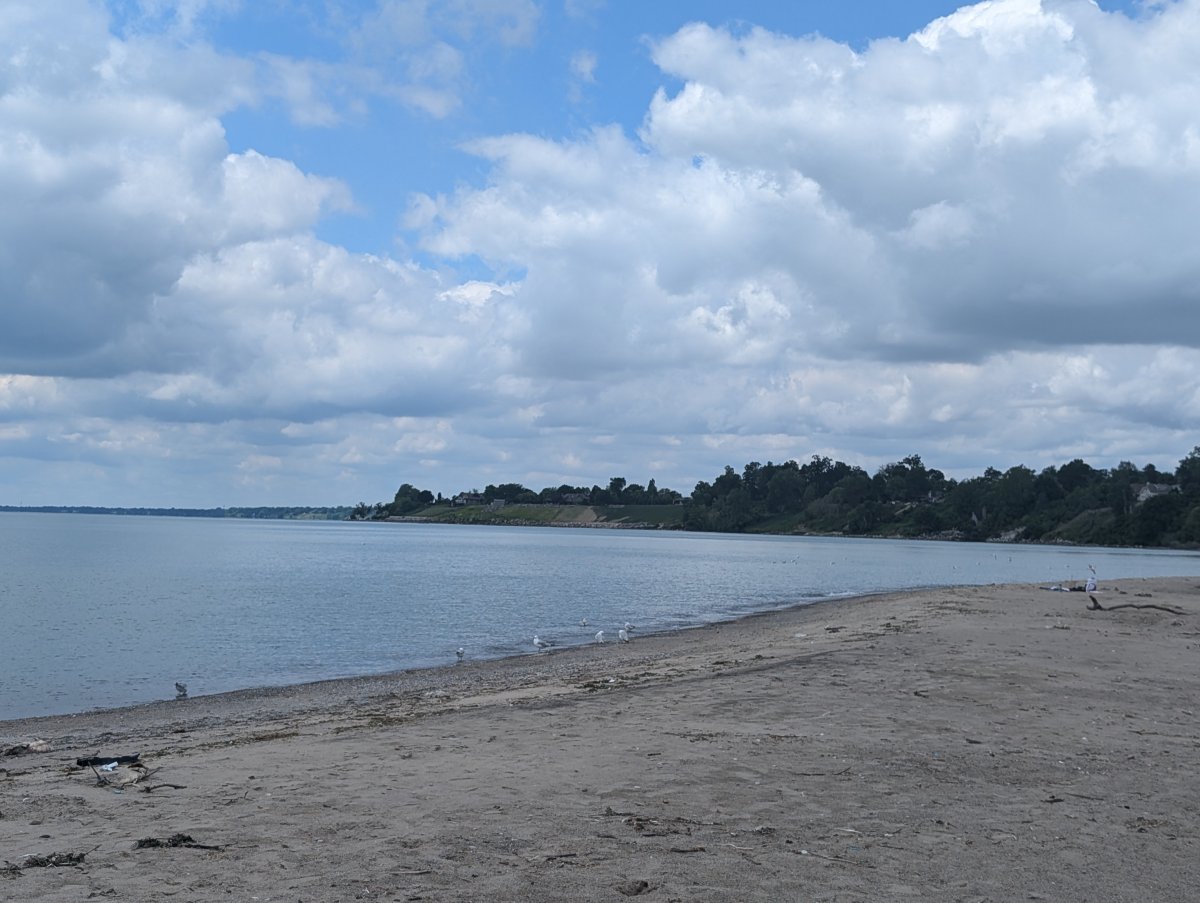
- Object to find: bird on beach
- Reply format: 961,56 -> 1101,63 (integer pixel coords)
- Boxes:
533,634 -> 553,651
595,630 -> 605,644
618,628 -> 630,643
174,682 -> 188,699
623,621 -> 636,633
456,647 -> 465,663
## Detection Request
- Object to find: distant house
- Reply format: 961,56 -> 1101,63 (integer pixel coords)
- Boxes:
561,492 -> 590,505
452,492 -> 485,506
1134,483 -> 1178,505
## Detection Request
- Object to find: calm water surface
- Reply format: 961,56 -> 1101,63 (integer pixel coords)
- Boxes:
2,512 -> 1197,720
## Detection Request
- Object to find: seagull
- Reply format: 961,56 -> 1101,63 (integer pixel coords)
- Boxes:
580,617 -> 589,627
456,647 -> 465,663
174,682 -> 188,699
618,628 -> 630,644
623,621 -> 636,633
595,630 -> 605,644
533,634 -> 553,651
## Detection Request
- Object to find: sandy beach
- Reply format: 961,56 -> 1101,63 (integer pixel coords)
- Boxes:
3,577 -> 1198,902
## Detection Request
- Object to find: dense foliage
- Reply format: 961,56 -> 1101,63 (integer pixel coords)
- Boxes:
678,452 -> 1200,547
361,447 -> 1200,548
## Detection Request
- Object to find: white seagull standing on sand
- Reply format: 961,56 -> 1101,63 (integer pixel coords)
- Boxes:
595,630 -> 605,644
623,622 -> 636,633
533,634 -> 552,651
618,628 -> 630,644
456,647 -> 465,663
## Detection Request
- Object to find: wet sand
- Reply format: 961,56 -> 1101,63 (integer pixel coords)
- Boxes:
2,577 -> 1199,902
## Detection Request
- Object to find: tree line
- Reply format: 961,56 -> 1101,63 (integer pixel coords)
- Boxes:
356,446 -> 1200,548
350,476 -> 685,520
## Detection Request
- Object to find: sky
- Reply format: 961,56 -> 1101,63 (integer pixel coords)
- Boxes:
2,0 -> 1199,508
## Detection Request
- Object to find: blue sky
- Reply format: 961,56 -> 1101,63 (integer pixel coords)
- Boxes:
2,0 -> 1197,507
209,2 -> 1007,256
216,0 -> 1144,256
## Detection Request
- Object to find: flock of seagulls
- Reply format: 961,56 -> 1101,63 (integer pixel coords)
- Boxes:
545,620 -> 635,651
176,613 -> 647,702
175,615 -> 640,698
453,620 -> 640,664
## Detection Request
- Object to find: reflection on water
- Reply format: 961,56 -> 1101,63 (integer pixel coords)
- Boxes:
2,512 -> 1197,720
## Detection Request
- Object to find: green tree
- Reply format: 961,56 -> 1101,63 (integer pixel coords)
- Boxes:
607,477 -> 627,503
1057,458 -> 1100,493
1176,447 -> 1200,498
995,465 -> 1036,523
389,483 -> 434,516
1178,504 -> 1200,544
766,467 -> 805,513
690,480 -> 714,508
623,483 -> 646,504
711,487 -> 755,532
1107,461 -> 1139,517
833,470 -> 872,508
712,465 -> 742,499
1131,492 -> 1186,545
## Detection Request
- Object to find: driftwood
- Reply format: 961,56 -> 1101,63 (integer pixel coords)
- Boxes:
795,766 -> 852,776
84,758 -> 183,792
76,753 -> 140,768
1088,594 -> 1185,615
138,780 -> 187,793
793,847 -> 875,867
134,833 -> 223,851
20,850 -> 90,867
3,847 -> 98,876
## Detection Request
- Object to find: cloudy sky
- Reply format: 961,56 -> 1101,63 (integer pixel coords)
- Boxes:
2,0 -> 1198,508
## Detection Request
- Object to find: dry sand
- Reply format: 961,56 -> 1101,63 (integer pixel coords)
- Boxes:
3,577 -> 1199,902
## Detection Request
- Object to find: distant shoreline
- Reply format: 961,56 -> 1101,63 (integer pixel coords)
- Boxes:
5,505 -> 1198,551
0,505 -> 350,520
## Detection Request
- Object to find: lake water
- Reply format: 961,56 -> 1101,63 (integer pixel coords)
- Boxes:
2,512 -> 1198,721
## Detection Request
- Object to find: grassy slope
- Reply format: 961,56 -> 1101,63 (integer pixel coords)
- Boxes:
401,504 -> 687,528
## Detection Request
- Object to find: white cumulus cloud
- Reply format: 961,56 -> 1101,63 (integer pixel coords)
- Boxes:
4,0 -> 1200,507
